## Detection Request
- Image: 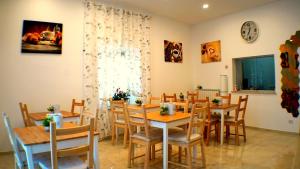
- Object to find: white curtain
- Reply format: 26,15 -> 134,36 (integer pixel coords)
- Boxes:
83,0 -> 151,139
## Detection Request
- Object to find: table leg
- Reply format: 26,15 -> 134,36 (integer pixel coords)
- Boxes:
94,136 -> 100,169
220,111 -> 224,145
24,146 -> 34,169
163,127 -> 168,169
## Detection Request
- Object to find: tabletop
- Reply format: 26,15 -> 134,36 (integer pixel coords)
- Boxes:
14,122 -> 99,145
29,111 -> 80,121
131,111 -> 190,123
127,104 -> 160,111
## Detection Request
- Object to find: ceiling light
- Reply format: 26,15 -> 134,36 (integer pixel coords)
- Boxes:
202,3 -> 209,9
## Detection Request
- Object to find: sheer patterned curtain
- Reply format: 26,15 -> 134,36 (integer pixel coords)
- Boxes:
83,0 -> 151,139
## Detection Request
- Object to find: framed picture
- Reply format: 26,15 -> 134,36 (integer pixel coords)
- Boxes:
21,20 -> 63,54
164,40 -> 183,63
201,40 -> 221,63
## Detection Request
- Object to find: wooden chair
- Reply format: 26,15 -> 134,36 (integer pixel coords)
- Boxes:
186,91 -> 199,104
79,109 -> 99,131
216,93 -> 231,105
110,99 -> 129,147
224,95 -> 248,145
2,112 -> 48,169
162,93 -> 177,102
124,104 -> 163,169
19,102 -> 35,127
38,118 -> 95,169
149,95 -> 161,104
172,100 -> 189,113
168,103 -> 207,169
71,99 -> 85,113
194,97 -> 219,145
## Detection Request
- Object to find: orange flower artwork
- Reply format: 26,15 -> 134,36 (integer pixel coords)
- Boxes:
201,40 -> 221,63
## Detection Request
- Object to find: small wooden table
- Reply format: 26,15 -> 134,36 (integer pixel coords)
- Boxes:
29,111 -> 80,125
14,123 -> 100,169
131,111 -> 190,169
210,104 -> 238,145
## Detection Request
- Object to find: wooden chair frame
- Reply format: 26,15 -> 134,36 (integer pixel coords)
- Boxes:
124,104 -> 162,169
168,103 -> 207,169
225,95 -> 248,145
19,102 -> 34,127
80,109 -> 99,131
71,99 -> 85,114
186,91 -> 199,104
162,93 -> 177,102
49,118 -> 95,169
110,99 -> 128,147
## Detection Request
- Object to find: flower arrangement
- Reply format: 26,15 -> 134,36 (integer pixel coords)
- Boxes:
112,88 -> 130,101
197,85 -> 203,90
135,99 -> 143,106
42,116 -> 53,131
47,105 -> 55,113
212,98 -> 220,105
179,92 -> 184,101
160,105 -> 169,116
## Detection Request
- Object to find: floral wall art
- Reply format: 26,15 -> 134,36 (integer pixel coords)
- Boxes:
201,40 -> 221,63
164,40 -> 183,63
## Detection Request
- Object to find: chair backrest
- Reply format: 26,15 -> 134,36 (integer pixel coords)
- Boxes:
71,99 -> 85,113
216,93 -> 231,105
172,100 -> 189,113
186,103 -> 207,141
162,93 -> 177,102
124,104 -> 150,138
149,95 -> 161,104
110,99 -> 126,123
79,109 -> 99,131
50,118 -> 95,169
2,112 -> 24,168
235,95 -> 248,120
193,97 -> 212,121
19,102 -> 33,127
187,90 -> 199,104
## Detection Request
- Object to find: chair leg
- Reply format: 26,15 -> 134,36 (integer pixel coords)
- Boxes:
235,125 -> 240,145
242,121 -> 246,142
128,141 -> 133,168
214,123 -> 218,142
206,124 -> 211,146
178,146 -> 182,162
151,145 -> 155,160
200,138 -> 206,168
168,145 -> 172,161
124,128 -> 128,148
144,143 -> 151,169
186,146 -> 192,169
111,124 -> 115,145
226,124 -> 230,143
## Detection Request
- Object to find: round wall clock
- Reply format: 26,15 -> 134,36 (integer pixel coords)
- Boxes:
241,21 -> 259,43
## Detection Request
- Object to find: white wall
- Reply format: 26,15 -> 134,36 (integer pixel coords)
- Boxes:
0,0 -> 193,152
190,0 -> 300,133
150,15 -> 193,97
0,0 -> 84,152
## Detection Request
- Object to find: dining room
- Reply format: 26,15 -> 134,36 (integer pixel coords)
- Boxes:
0,0 -> 300,169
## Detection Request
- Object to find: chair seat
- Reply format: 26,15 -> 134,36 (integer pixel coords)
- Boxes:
168,131 -> 201,143
131,129 -> 163,141
38,156 -> 87,169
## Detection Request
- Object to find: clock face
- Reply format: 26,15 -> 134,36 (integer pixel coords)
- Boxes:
241,21 -> 259,43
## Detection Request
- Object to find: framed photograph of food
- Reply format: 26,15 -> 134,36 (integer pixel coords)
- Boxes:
201,40 -> 221,63
164,40 -> 183,63
21,20 -> 63,54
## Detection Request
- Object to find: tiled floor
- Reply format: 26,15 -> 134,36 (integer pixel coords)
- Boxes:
1,127 -> 300,169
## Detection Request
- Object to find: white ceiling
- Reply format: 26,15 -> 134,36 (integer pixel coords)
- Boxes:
99,0 -> 278,25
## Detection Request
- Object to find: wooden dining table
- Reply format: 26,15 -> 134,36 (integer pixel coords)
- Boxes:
14,122 -> 100,169
29,111 -> 80,125
127,103 -> 160,112
131,111 -> 190,169
210,104 -> 238,145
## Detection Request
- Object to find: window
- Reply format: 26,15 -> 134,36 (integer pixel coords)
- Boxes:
97,46 -> 142,99
233,55 -> 275,91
